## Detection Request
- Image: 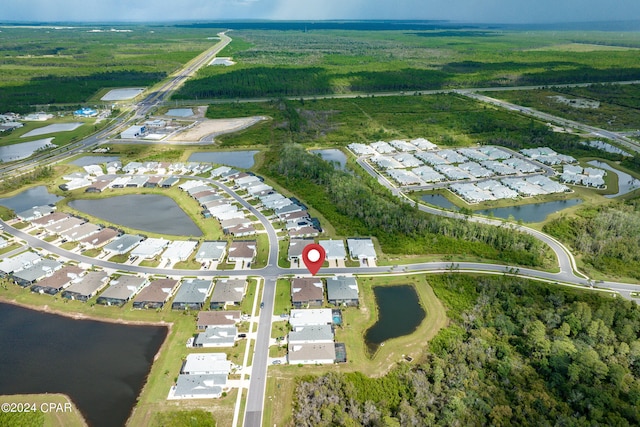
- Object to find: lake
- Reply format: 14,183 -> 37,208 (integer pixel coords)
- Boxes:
587,160 -> 640,198
475,199 -> 583,223
0,186 -> 62,212
365,285 -> 425,355
0,302 -> 167,427
69,194 -> 203,236
0,138 -> 55,162
421,193 -> 459,210
311,149 -> 348,171
421,192 -> 582,223
188,151 -> 258,169
70,156 -> 120,167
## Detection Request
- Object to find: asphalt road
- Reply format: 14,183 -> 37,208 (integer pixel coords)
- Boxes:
459,91 -> 640,154
3,34 -> 640,426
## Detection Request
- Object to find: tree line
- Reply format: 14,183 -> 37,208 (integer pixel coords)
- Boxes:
263,144 -> 547,266
293,275 -> 640,426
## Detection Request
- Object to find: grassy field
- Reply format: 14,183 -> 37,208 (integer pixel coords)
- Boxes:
263,273 -> 448,427
174,29 -> 640,101
0,394 -> 87,427
0,25 -> 219,113
489,86 -> 640,131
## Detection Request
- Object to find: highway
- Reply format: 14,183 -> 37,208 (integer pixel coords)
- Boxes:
2,33 -> 640,426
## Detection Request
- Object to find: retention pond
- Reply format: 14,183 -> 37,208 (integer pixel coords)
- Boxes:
0,302 -> 167,427
365,285 -> 425,356
69,194 -> 203,236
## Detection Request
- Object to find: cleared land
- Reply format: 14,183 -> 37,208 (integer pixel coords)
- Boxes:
168,116 -> 267,142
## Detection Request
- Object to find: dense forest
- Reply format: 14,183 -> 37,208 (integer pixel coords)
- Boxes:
293,275 -> 640,426
543,203 -> 640,280
0,70 -> 166,113
262,144 -> 548,266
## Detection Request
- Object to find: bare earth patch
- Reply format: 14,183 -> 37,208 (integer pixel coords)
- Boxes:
168,116 -> 267,142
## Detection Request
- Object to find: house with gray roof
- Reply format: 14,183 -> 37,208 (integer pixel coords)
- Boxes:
160,177 -> 179,188
13,259 -> 63,287
44,216 -> 85,235
30,265 -> 83,295
132,278 -> 179,309
62,271 -> 110,301
346,238 -> 377,262
0,252 -> 41,276
125,175 -> 148,188
169,374 -> 226,399
288,343 -> 336,365
326,276 -> 359,307
209,278 -> 247,309
17,205 -> 55,222
291,277 -> 324,308
172,278 -> 213,310
288,325 -> 334,344
288,238 -> 314,264
275,203 -> 304,219
194,325 -> 237,348
61,223 -> 101,242
96,275 -> 148,306
319,239 -> 347,261
195,241 -> 227,264
103,234 -> 143,255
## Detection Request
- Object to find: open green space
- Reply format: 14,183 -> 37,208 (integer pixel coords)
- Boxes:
488,85 -> 640,131
174,29 -> 640,101
264,273 -> 447,427
0,393 -> 86,427
0,26 -> 220,113
291,274 -> 639,426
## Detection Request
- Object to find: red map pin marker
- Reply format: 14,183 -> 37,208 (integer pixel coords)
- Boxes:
302,243 -> 325,276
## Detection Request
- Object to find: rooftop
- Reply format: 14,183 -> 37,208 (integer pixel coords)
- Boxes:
133,278 -> 179,304
173,279 -> 213,304
291,278 -> 324,303
319,239 -> 346,260
326,276 -> 359,301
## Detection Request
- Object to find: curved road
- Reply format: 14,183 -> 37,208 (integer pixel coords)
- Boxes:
2,34 -> 640,425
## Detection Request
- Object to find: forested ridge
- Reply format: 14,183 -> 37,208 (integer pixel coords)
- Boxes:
293,276 -> 640,426
262,144 -> 548,266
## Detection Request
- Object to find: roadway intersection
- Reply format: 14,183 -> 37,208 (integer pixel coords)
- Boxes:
1,33 -> 640,427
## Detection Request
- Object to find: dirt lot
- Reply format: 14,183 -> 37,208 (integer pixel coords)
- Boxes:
169,116 -> 267,142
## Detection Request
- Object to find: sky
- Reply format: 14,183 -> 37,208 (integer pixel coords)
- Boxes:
3,0 -> 640,24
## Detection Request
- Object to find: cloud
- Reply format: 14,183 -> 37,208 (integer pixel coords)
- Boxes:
2,0 -> 640,23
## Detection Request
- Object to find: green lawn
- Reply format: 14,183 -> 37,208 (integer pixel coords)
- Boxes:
0,394 -> 86,427
273,279 -> 291,316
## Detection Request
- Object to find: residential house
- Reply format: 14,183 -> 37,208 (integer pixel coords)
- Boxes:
287,343 -> 336,365
171,279 -> 213,310
326,276 -> 359,307
12,259 -> 63,287
289,309 -> 333,329
193,325 -> 237,347
132,278 -> 179,309
196,310 -> 241,330
291,277 -> 324,308
96,275 -> 148,306
288,325 -> 334,344
61,271 -> 110,301
209,278 -> 247,309
227,241 -> 256,267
